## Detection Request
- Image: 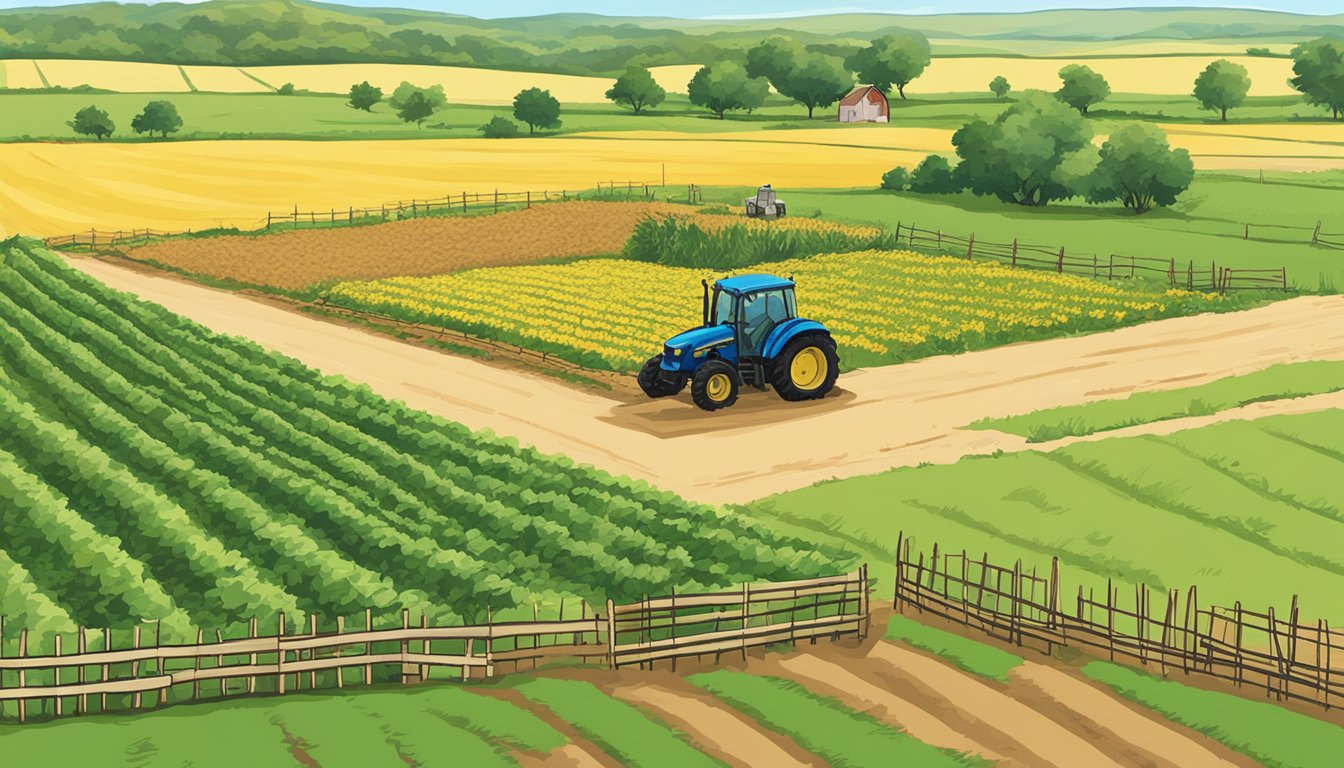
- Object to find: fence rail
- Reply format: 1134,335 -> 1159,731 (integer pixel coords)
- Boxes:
893,222 -> 1288,294
892,534 -> 1342,711
606,566 -> 868,670
40,180 -> 671,249
0,567 -> 868,724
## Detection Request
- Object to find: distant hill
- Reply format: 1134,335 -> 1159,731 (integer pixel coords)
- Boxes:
1,1 -> 1341,76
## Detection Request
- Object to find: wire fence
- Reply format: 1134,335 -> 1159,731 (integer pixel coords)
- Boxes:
892,534 -> 1342,712
893,222 -> 1288,294
41,180 -> 679,250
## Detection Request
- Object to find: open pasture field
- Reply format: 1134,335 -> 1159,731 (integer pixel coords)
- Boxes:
916,54 -> 1296,97
326,249 -> 1237,371
748,408 -> 1344,620
0,239 -> 840,639
124,201 -> 691,289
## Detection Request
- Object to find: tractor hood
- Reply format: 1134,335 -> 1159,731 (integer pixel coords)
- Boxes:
665,324 -> 734,352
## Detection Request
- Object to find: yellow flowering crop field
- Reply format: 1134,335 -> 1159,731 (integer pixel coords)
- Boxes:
327,250 -> 1231,371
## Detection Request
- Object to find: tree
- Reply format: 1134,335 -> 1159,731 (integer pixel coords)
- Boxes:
276,82 -> 295,95
880,166 -> 909,191
605,66 -> 666,115
845,33 -> 931,99
687,61 -> 769,119
952,90 -> 1095,207
347,81 -> 382,111
479,116 -> 520,138
1056,64 -> 1110,115
1086,122 -> 1194,213
396,90 -> 435,127
68,105 -> 115,140
1193,59 -> 1250,121
746,36 -> 806,84
989,76 -> 1011,100
909,155 -> 961,194
390,82 -> 447,112
775,53 -> 852,118
513,87 -> 561,133
130,100 -> 182,138
1290,37 -> 1344,120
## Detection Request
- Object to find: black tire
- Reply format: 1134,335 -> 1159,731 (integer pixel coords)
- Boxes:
771,333 -> 839,402
638,354 -> 685,398
745,201 -> 758,218
776,202 -> 787,217
691,359 -> 741,411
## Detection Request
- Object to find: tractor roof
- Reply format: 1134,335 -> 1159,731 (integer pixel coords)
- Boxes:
715,274 -> 794,295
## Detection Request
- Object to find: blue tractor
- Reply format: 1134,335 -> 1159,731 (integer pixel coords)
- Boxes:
638,274 -> 840,411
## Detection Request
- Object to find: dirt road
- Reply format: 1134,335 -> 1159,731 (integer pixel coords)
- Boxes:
68,256 -> 1344,505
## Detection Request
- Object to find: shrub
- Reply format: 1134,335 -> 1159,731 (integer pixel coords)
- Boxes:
479,116 -> 521,138
276,82 -> 295,95
909,155 -> 960,194
880,166 -> 909,191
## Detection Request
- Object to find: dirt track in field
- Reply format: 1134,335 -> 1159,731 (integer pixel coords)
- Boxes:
66,255 -> 1344,505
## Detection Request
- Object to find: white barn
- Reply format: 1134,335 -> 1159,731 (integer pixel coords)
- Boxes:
837,85 -> 889,123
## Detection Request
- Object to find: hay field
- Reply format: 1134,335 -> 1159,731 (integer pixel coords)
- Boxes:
124,201 -> 690,288
180,65 -> 268,92
919,55 -> 1295,96
25,58 -> 190,92
0,59 -> 46,89
0,138 -> 898,237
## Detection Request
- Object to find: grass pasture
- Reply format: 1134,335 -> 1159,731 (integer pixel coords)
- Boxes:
744,409 -> 1344,621
972,360 -> 1344,441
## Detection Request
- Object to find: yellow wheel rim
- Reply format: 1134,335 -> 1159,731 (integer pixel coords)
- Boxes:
706,372 -> 732,402
790,347 -> 827,390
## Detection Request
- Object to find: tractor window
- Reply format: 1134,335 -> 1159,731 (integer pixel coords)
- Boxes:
784,288 -> 798,319
740,289 -> 791,356
713,291 -> 735,325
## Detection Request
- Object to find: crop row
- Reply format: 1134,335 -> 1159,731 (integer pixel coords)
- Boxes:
0,241 -> 845,640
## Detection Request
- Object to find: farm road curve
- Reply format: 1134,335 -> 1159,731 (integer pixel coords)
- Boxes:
69,255 -> 1344,505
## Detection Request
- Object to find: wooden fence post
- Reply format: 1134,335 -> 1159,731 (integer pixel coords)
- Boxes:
131,625 -> 142,708
1057,247 -> 1065,273
16,629 -> 27,723
1244,223 -> 1249,240
277,613 -> 286,695
966,234 -> 975,258
908,223 -> 916,247
364,609 -> 373,686
741,582 -> 751,663
53,634 -> 62,717
1011,238 -> 1018,267
101,627 -> 111,713
893,531 -> 904,607
310,614 -> 319,690
527,191 -> 531,209
606,599 -> 616,670
266,212 -> 272,230
494,190 -> 498,213
1312,221 -> 1322,245
335,616 -> 345,689
193,628 -> 203,702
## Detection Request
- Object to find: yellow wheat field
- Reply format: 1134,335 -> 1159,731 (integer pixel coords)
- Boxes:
30,58 -> 192,92
180,65 -> 269,93
327,251 -> 1221,370
0,138 -> 901,237
0,59 -> 45,89
917,56 -> 1296,96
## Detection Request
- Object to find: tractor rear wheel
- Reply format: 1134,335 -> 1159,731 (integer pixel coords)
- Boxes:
691,360 -> 741,411
771,334 -> 839,402
638,354 -> 685,398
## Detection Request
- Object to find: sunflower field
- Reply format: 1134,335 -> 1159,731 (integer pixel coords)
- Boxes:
326,250 -> 1239,371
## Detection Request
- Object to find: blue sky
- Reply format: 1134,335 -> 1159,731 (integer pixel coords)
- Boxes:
0,0 -> 1340,16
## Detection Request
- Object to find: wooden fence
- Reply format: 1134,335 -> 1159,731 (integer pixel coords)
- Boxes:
41,180 -> 670,249
892,535 -> 1342,710
606,566 -> 868,670
893,222 -> 1289,294
1315,223 -> 1344,250
0,567 -> 868,724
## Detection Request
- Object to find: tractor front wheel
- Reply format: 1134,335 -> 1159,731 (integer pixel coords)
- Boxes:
771,334 -> 839,402
638,354 -> 685,398
691,360 -> 741,411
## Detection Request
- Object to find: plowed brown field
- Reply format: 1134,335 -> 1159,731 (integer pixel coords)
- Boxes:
123,201 -> 690,289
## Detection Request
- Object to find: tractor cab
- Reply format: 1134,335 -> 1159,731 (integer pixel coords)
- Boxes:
744,185 -> 787,219
638,274 -> 839,411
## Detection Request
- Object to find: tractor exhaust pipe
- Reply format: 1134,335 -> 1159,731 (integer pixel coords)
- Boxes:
701,279 -> 710,326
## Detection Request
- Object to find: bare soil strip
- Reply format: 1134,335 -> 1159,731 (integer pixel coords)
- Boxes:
513,744 -> 608,768
66,256 -> 1344,505
610,681 -> 819,768
761,652 -> 1008,764
1009,662 -> 1248,768
864,642 -> 1124,768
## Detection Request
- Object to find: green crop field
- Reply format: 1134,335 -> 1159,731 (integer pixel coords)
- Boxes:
744,409 -> 1344,620
0,238 -> 844,643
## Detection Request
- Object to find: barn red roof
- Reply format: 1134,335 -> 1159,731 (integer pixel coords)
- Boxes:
839,85 -> 885,106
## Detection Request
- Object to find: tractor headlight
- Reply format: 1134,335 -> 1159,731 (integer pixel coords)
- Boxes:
669,347 -> 682,358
